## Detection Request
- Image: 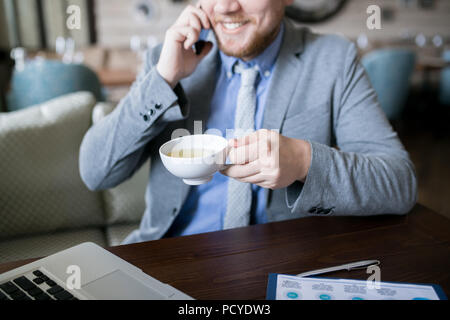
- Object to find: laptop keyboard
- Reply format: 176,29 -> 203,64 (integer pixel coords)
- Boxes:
0,270 -> 78,300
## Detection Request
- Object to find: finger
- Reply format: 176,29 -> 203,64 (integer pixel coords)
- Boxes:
233,129 -> 276,148
178,5 -> 210,30
174,5 -> 210,30
229,136 -> 272,165
172,26 -> 200,50
221,161 -> 260,179
167,25 -> 198,44
228,141 -> 262,165
232,131 -> 258,148
239,173 -> 267,185
188,13 -> 202,33
258,181 -> 275,189
190,6 -> 211,29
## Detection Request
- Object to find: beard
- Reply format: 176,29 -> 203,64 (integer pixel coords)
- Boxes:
212,14 -> 283,60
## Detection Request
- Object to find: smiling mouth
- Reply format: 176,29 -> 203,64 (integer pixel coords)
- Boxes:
214,16 -> 251,33
221,21 -> 248,30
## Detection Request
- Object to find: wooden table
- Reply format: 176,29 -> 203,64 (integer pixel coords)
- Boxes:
0,204 -> 449,300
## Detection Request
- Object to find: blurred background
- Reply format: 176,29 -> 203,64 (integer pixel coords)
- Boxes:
0,0 -> 449,262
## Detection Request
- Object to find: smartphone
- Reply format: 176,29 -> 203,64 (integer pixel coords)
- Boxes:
193,29 -> 210,55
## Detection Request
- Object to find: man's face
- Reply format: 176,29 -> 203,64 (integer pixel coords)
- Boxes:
200,0 -> 293,60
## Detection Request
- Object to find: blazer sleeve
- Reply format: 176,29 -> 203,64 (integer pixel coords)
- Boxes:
79,45 -> 189,191
286,43 -> 418,216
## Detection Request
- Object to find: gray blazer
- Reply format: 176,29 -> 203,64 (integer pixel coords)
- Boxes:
79,19 -> 417,244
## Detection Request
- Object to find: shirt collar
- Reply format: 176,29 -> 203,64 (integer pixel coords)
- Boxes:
220,21 -> 285,79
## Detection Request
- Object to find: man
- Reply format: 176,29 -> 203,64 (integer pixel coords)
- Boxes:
79,0 -> 417,244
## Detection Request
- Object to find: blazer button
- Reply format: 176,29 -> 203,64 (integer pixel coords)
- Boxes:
172,208 -> 178,216
139,112 -> 149,122
316,207 -> 325,215
308,207 -> 317,214
155,103 -> 162,110
147,109 -> 155,116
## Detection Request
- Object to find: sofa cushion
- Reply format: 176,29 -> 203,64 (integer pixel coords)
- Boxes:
0,227 -> 107,263
0,92 -> 105,239
102,161 -> 148,225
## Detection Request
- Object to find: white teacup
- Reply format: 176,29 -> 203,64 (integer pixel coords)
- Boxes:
159,134 -> 229,185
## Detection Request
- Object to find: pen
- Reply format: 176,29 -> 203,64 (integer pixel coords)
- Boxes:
296,260 -> 380,278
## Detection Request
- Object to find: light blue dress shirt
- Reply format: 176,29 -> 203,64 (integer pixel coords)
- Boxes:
164,23 -> 285,237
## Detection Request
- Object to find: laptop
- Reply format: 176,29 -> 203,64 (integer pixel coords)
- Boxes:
0,242 -> 193,300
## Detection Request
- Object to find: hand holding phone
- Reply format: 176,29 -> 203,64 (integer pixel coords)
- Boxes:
156,4 -> 213,88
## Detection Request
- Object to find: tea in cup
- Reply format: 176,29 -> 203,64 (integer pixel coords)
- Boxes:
159,134 -> 228,185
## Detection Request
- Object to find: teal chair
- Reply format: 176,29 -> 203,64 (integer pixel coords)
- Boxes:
7,59 -> 104,112
439,50 -> 450,106
361,49 -> 416,120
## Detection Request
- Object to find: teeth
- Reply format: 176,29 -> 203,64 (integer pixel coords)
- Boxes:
223,22 -> 245,30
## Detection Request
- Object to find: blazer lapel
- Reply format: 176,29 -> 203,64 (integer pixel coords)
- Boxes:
262,19 -> 306,131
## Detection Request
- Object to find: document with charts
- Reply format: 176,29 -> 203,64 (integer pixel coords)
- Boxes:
266,274 -> 447,300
